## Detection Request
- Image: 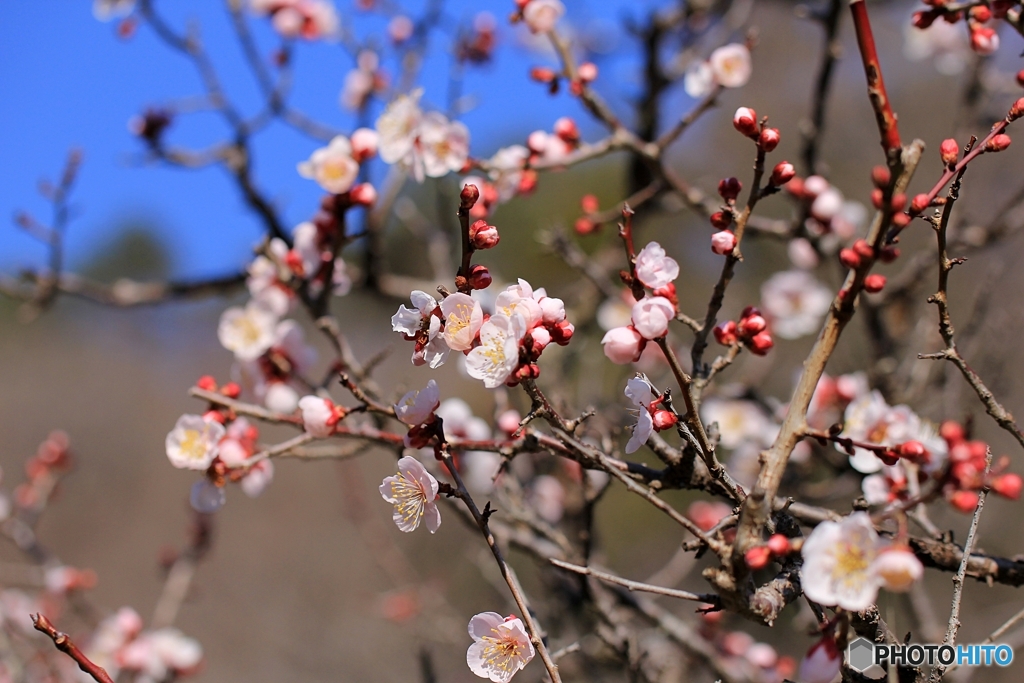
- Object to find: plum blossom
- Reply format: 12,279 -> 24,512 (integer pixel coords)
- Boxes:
441,293 -> 484,351
218,303 -> 279,361
246,239 -> 293,316
700,399 -> 771,450
760,270 -> 832,339
418,112 -> 471,180
800,512 -> 882,611
487,145 -> 530,202
240,460 -> 275,497
118,627 -> 203,683
436,399 -> 501,493
904,16 -> 971,76
299,395 -> 337,437
873,546 -> 924,592
521,0 -> 564,34
297,135 -> 360,194
166,415 -> 226,470
377,89 -> 423,166
601,326 -> 644,364
684,43 -> 751,96
249,0 -> 339,40
841,391 -> 945,473
624,375 -> 655,454
392,290 -> 449,368
466,612 -> 535,682
684,61 -> 715,98
395,380 -> 440,426
466,314 -> 526,388
634,242 -> 679,290
630,296 -> 675,340
379,456 -> 441,533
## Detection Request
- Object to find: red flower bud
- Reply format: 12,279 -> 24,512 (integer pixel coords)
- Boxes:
220,382 -> 241,399
770,161 -> 796,186
970,26 -> 999,55
467,264 -> 492,290
878,246 -> 900,263
551,319 -> 574,345
744,546 -> 772,570
940,420 -> 966,444
871,165 -> 891,188
530,66 -> 557,83
784,176 -> 805,198
460,183 -> 480,209
653,410 -> 678,431
863,274 -> 886,293
871,188 -> 885,210
910,194 -> 931,214
992,473 -> 1023,500
714,321 -> 738,346
912,9 -> 938,28
969,4 -> 992,22
203,409 -> 226,424
759,127 -> 781,152
580,194 -> 600,214
892,212 -> 912,229
1017,69 -> 1024,88
940,138 -> 960,166
878,449 -> 901,466
574,217 -> 597,235
741,305 -> 762,318
718,177 -> 743,201
986,133 -> 1012,152
949,490 -> 980,513
748,331 -> 774,355
839,248 -> 861,269
733,107 -> 758,137
851,240 -> 873,259
196,375 -> 218,392
739,314 -> 767,336
469,219 -> 500,249
710,211 -> 733,229
898,440 -> 929,463
554,116 -> 579,144
890,193 -> 907,212
767,534 -> 790,557
350,182 -> 377,206
1010,98 -> 1024,122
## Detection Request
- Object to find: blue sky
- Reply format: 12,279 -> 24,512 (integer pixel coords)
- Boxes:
0,0 -> 663,280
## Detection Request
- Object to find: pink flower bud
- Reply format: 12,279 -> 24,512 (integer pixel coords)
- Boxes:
577,61 -> 598,82
530,326 -> 552,351
799,638 -> 840,683
631,296 -> 675,340
871,188 -> 884,209
221,382 -> 241,399
601,326 -> 644,364
711,230 -> 737,255
196,375 -> 217,392
767,534 -> 790,557
892,212 -> 911,228
530,66 -> 557,83
969,4 -> 992,22
744,546 -> 771,570
350,182 -> 377,206
871,165 -> 891,188
717,177 -> 742,201
574,217 -> 597,235
738,314 -> 766,336
652,410 -> 677,431
526,130 -> 548,154
810,188 -> 843,222
949,489 -> 980,513
941,420 -> 966,445
939,138 -> 960,167
714,320 -> 738,346
710,211 -> 732,229
770,161 -> 795,186
910,193 -> 930,214
1010,98 -> 1024,122
971,26 -> 999,55
580,194 -> 599,213
461,183 -> 480,209
498,410 -> 521,434
732,107 -> 758,137
864,274 -> 886,293
759,127 -> 780,151
539,297 -> 566,324
803,175 -> 829,197
469,219 -> 500,249
986,133 -> 1012,152
839,248 -> 861,269
350,127 -> 379,162
467,264 -> 492,289
553,116 -> 579,144
993,473 -> 1023,500
852,239 -> 874,258
890,193 -> 906,212
748,331 -> 774,355
552,319 -> 574,345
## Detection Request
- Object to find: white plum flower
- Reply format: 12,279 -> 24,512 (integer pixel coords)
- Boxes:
418,112 -> 470,180
700,399 -> 771,449
218,303 -> 279,361
392,290 -> 450,368
379,456 -> 441,533
395,379 -> 440,426
292,221 -> 322,277
760,270 -> 832,339
487,145 -> 529,202
684,61 -> 715,98
800,511 -> 882,611
377,89 -> 423,167
634,242 -> 679,290
166,415 -> 225,471
841,391 -> 945,473
297,135 -> 360,194
466,612 -> 535,682
264,382 -> 301,414
246,238 -> 293,316
466,314 -> 526,388
441,293 -> 484,351
521,0 -> 564,34
624,375 -> 655,454
709,43 -> 752,88
240,459 -> 274,498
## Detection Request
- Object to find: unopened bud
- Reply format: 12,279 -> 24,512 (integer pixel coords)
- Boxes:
461,183 -> 480,209
1010,98 -> 1024,122
196,375 -> 218,392
748,330 -> 774,355
711,230 -> 737,255
949,490 -> 980,513
350,183 -> 377,206
969,4 -> 992,22
986,133 -> 1011,152
892,212 -> 912,229
839,248 -> 861,269
530,66 -> 557,83
577,62 -> 598,83
910,194 -> 930,214
898,440 -> 929,463
733,107 -> 758,137
718,177 -> 742,201
992,473 -> 1023,500
714,321 -> 738,346
940,138 -> 960,166
469,219 -> 500,249
710,211 -> 732,229
770,161 -> 796,186
553,116 -> 579,144
580,194 -> 600,213
863,274 -> 886,293
871,188 -> 884,210
221,382 -> 241,399
759,127 -> 781,151
871,165 -> 891,188
467,264 -> 492,290
745,546 -> 772,570
739,314 -> 767,336
971,26 -> 999,55
890,193 -> 906,212
912,9 -> 938,28
1017,69 -> 1024,88
574,217 -> 597,235
652,410 -> 678,431
940,420 -> 966,444
852,239 -> 874,259
767,534 -> 790,557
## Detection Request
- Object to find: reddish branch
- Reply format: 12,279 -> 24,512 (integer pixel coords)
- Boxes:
849,0 -> 902,159
32,614 -> 115,683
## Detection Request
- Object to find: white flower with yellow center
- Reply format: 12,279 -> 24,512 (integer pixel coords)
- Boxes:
419,111 -> 470,180
709,43 -> 752,88
379,456 -> 441,533
376,89 -> 423,166
466,314 -> 525,388
466,612 -> 535,682
217,303 -> 279,361
165,415 -> 226,471
297,135 -> 360,194
800,512 -> 882,611
441,293 -> 483,351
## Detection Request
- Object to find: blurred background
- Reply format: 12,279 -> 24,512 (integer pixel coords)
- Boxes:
4,0 -> 1024,681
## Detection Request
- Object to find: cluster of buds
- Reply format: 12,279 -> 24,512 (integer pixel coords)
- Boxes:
744,533 -> 797,570
15,430 -> 72,514
732,107 -> 781,151
455,12 -> 497,64
525,116 -> 580,168
708,177 -> 742,254
128,108 -> 173,149
939,421 -> 1022,512
574,194 -> 602,235
713,306 -> 774,356
838,238 -> 894,293
529,60 -> 597,97
911,0 -> 1010,55
785,173 -> 857,237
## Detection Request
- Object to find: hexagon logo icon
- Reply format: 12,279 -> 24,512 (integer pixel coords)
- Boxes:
848,637 -> 875,672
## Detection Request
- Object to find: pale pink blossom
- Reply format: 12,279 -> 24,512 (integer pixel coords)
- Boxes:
873,546 -> 924,592
800,512 -> 881,611
218,303 -> 279,361
810,187 -> 844,222
487,145 -> 529,202
297,135 -> 360,194
392,290 -> 450,368
683,61 -> 715,98
630,296 -> 675,340
521,0 -> 564,34
388,15 -> 414,43
379,456 -> 441,533
466,314 -> 526,388
904,17 -> 971,75
711,230 -> 737,255
601,326 -> 644,364
787,237 -> 819,269
709,43 -> 752,88
377,89 -> 423,167
299,395 -> 336,437
634,242 -> 679,290
418,112 -> 471,180
841,391 -> 946,473
119,627 -> 203,682
350,127 -> 379,161
395,379 -> 440,426
700,399 -> 770,449
166,415 -> 225,470
760,270 -> 832,340
624,375 -> 655,454
292,221 -> 322,277
341,67 -> 375,111
247,238 -> 293,316
240,459 -> 274,497
466,612 -> 535,682
441,293 -> 484,351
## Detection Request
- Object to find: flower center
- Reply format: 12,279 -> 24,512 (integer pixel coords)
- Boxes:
389,473 -> 426,525
180,430 -> 207,461
446,304 -> 472,335
480,632 -> 524,674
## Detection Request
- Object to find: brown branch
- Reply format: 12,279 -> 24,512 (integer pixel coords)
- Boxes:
32,614 -> 115,683
550,559 -> 719,604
